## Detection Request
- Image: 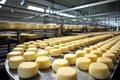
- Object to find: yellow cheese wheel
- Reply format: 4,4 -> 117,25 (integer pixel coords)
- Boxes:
60,46 -> 68,53
107,50 -> 118,58
64,54 -> 76,65
40,43 -> 48,48
45,46 -> 54,53
23,42 -> 30,48
89,62 -> 109,79
66,44 -> 74,50
84,48 -> 91,53
16,44 -> 26,50
102,53 -> 117,63
35,56 -> 50,69
57,67 -> 77,80
52,59 -> 69,72
75,50 -> 88,57
37,51 -> 49,57
76,57 -> 91,70
97,57 -> 114,69
90,50 -> 102,57
28,45 -> 37,48
8,56 -> 25,69
18,62 -> 38,79
27,48 -> 38,53
7,51 -> 22,59
50,49 -> 61,57
13,48 -> 24,53
97,48 -> 107,53
84,54 -> 98,62
23,52 -> 36,61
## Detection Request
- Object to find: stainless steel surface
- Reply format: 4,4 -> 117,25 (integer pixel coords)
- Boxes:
5,48 -> 117,80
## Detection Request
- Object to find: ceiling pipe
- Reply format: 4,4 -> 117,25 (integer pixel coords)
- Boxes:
57,0 -> 118,13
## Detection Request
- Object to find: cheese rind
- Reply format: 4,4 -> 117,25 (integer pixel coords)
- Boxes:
57,67 -> 77,80
64,54 -> 76,65
50,49 -> 61,57
76,57 -> 91,70
7,51 -> 22,59
8,56 -> 25,69
37,51 -> 49,57
84,54 -> 98,62
18,62 -> 38,79
23,52 -> 36,61
52,59 -> 69,72
89,62 -> 109,79
35,56 -> 50,69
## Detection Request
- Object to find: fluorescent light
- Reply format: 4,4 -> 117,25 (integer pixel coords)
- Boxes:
59,13 -> 75,18
0,0 -> 7,8
27,5 -> 44,12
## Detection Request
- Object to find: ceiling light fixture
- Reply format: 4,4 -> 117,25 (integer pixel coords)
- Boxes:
0,0 -> 7,8
27,5 -> 44,12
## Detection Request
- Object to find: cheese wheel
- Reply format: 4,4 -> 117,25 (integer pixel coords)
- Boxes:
90,50 -> 102,57
76,57 -> 91,70
16,44 -> 26,50
66,44 -> 74,50
40,43 -> 48,48
7,51 -> 22,59
45,46 -> 54,53
49,42 -> 56,46
57,67 -> 77,80
84,54 -> 98,62
24,42 -> 30,48
37,51 -> 49,57
97,48 -> 107,53
107,50 -> 118,58
29,41 -> 35,44
27,48 -> 38,53
102,53 -> 117,63
97,57 -> 114,69
53,45 -> 61,48
90,46 -> 97,50
18,62 -> 38,79
23,52 -> 36,61
13,48 -> 24,53
52,59 -> 69,72
50,49 -> 61,57
73,43 -> 79,48
60,46 -> 68,53
35,56 -> 50,69
8,56 -> 25,69
84,48 -> 91,53
89,62 -> 109,79
28,45 -> 37,48
64,54 -> 76,65
75,50 -> 88,57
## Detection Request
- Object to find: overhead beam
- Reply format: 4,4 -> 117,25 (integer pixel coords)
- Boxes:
58,0 -> 118,13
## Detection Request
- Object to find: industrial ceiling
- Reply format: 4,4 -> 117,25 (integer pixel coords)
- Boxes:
0,0 -> 120,27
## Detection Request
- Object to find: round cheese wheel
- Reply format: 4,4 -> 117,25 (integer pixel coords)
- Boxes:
13,48 -> 24,53
97,57 -> 114,69
27,48 -> 38,53
60,46 -> 68,53
75,50 -> 88,57
52,59 -> 69,72
89,62 -> 109,79
23,42 -> 30,48
37,51 -> 49,57
90,50 -> 102,57
107,50 -> 118,58
76,57 -> 91,70
64,54 -> 76,65
102,53 -> 117,63
40,43 -> 48,48
84,54 -> 98,62
35,56 -> 50,69
90,46 -> 97,50
50,49 -> 61,57
23,52 -> 36,61
66,44 -> 74,51
53,45 -> 61,48
97,48 -> 107,53
18,62 -> 38,79
73,43 -> 79,48
16,44 -> 26,50
84,48 -> 91,53
8,56 -> 25,69
7,51 -> 22,59
45,46 -> 54,53
28,45 -> 37,48
57,67 -> 77,80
